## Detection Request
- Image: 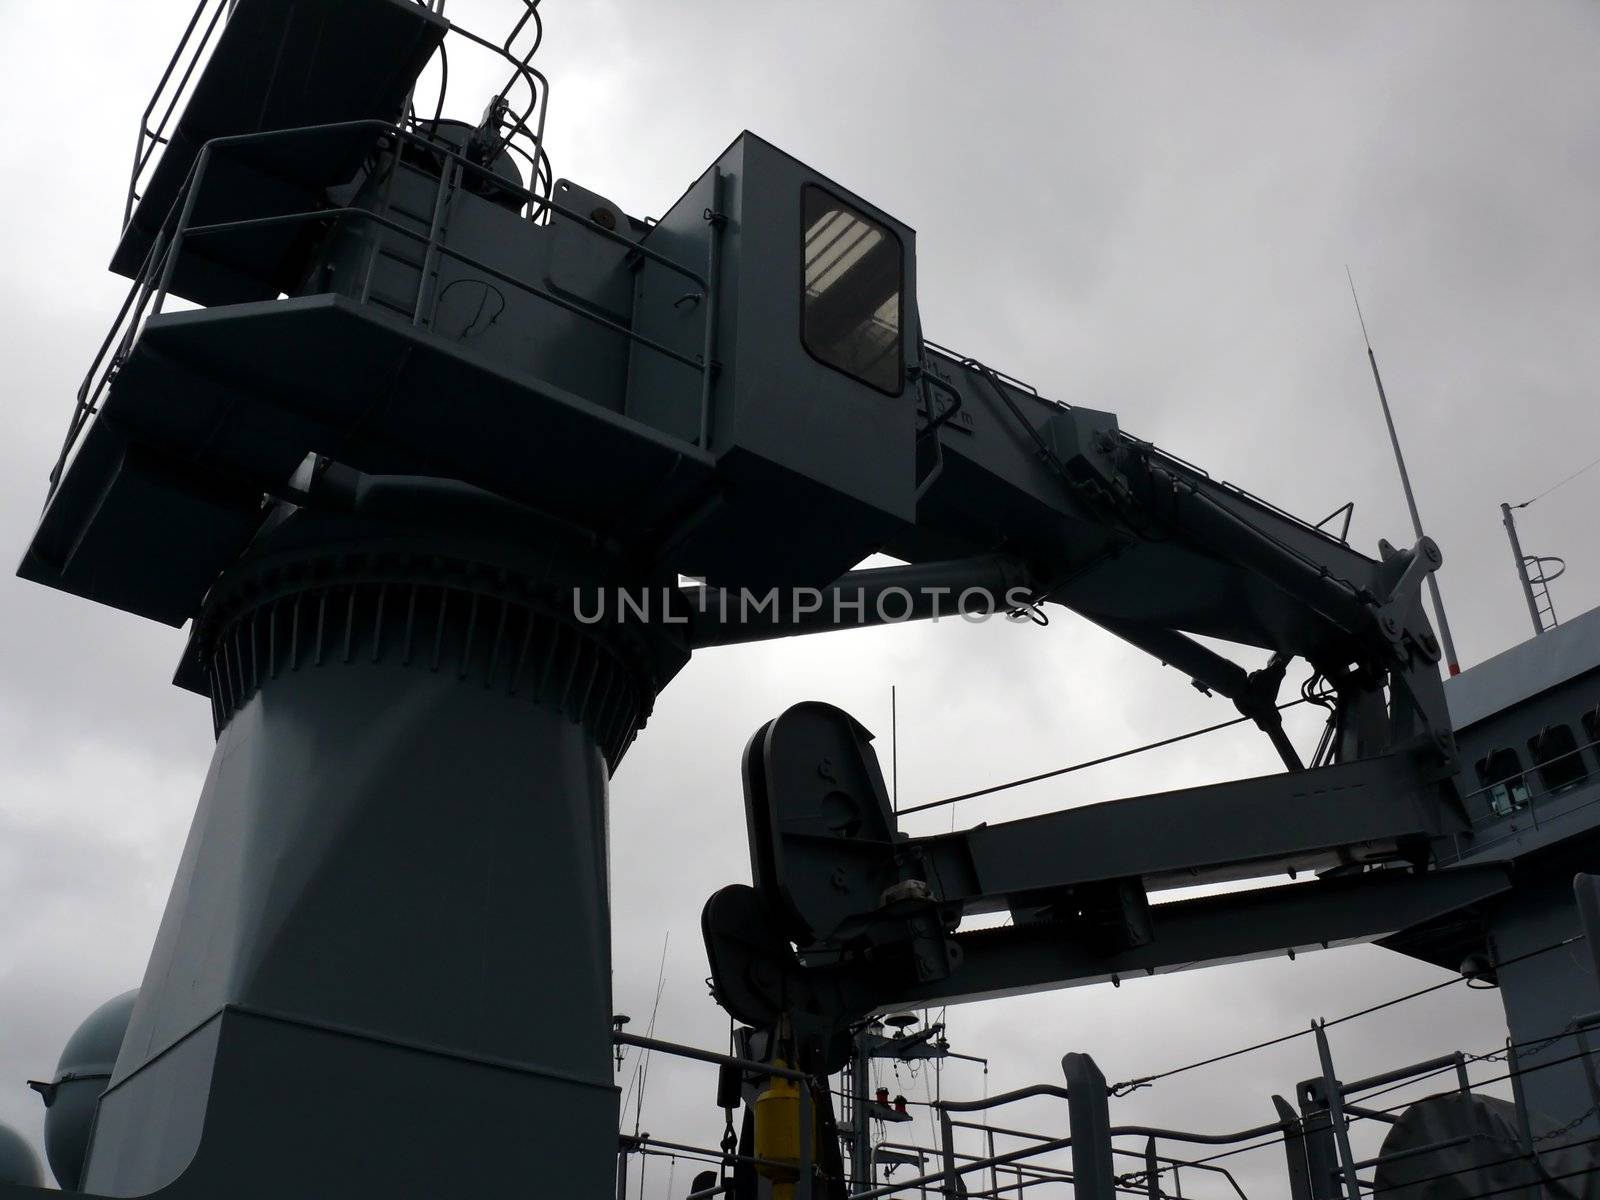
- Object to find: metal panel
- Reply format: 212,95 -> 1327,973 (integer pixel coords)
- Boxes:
113,0 -> 447,299
875,864 -> 1513,1008
935,753 -> 1460,905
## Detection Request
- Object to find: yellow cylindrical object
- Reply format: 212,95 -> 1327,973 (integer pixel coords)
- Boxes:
753,1061 -> 810,1200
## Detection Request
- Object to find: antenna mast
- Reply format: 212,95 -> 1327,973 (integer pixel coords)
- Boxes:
1500,503 -> 1549,635
1346,270 -> 1462,676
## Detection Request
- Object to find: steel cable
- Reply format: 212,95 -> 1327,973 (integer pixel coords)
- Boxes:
1107,935 -> 1585,1096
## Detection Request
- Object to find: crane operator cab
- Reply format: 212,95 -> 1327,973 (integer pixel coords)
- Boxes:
24,92 -> 929,628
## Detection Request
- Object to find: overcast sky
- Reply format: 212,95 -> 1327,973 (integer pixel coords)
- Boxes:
1,0 -> 1598,1195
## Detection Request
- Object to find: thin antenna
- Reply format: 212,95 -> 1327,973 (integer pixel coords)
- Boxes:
891,685 -> 898,814
1345,269 -> 1462,676
1346,266 -> 1373,350
627,933 -> 670,1138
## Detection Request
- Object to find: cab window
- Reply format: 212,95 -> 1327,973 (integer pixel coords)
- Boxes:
1475,747 -> 1530,817
801,185 -> 903,395
1528,724 -> 1589,796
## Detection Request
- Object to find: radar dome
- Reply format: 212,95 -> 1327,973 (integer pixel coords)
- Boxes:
36,989 -> 137,1190
0,1122 -> 42,1187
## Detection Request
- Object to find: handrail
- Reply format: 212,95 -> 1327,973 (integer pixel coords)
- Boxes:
612,1031 -> 809,1081
126,0 -> 558,236
611,1030 -> 820,1200
864,1104 -> 1282,1197
852,1133 -> 1075,1200
161,119 -> 705,289
936,1084 -> 1073,1113
49,116 -> 715,499
126,0 -> 229,228
944,1118 -> 1252,1200
921,340 -> 1359,556
439,13 -> 553,215
49,141 -> 222,494
1461,734 -> 1599,807
1315,500 -> 1355,544
175,206 -> 705,371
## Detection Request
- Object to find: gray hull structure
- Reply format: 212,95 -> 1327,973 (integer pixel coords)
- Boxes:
83,504 -> 686,1198
8,1 -> 1600,1196
1386,604 -> 1600,1143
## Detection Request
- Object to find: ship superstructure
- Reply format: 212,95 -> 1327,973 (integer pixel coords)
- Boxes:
2,3 -> 1597,1199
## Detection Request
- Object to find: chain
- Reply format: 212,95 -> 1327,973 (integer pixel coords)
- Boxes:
1534,1103 -> 1600,1144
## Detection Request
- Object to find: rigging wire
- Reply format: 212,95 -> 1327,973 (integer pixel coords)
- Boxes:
813,1028 -> 1599,1200
1127,1039 -> 1600,1190
1365,1140 -> 1600,1200
1354,1043 -> 1600,1125
898,698 -> 1311,817
1106,933 -> 1585,1096
622,933 -> 671,1137
1515,451 -> 1600,509
1349,1015 -> 1600,1108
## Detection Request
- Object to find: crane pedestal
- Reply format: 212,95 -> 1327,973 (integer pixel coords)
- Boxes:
81,507 -> 683,1197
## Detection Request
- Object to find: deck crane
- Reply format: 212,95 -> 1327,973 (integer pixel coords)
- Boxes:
10,2 -> 1593,1198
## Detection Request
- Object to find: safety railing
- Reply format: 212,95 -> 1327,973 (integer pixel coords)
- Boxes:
424,2 -> 555,216
1291,1013 -> 1600,1199
902,1120 -> 1254,1200
607,990 -> 1600,1200
611,1031 -> 824,1200
126,0 -> 555,238
919,340 -> 1361,555
1437,733 -> 1600,864
125,0 -> 229,230
850,1056 -> 1288,1200
49,115 -> 717,499
854,1034 -> 1593,1198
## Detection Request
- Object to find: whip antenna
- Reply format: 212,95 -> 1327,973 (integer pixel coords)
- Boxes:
1346,268 -> 1462,675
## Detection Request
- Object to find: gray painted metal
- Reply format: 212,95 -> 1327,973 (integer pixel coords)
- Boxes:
13,0 -> 1600,1191
681,555 -> 1032,648
34,990 -> 137,1190
74,489 -> 687,1196
111,0 -> 449,301
1577,873 -> 1600,985
1475,870 -> 1600,1144
1311,1022 -> 1362,1200
1502,501 -> 1548,637
0,1128 -> 41,1190
1360,338 -> 1461,675
705,700 -> 1510,1058
1443,601 -> 1600,731
1274,1094 -> 1315,1200
1062,1053 -> 1114,1200
1370,1095 -> 1557,1199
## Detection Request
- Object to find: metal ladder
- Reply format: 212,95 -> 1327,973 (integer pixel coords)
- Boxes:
1524,554 -> 1566,632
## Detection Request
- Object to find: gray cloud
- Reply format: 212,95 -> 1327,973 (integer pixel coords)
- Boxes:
2,0 -> 1596,1193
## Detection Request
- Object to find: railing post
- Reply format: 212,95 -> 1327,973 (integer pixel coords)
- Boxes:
1311,1021 -> 1361,1200
1573,1026 -> 1600,1123
360,129 -> 409,305
1505,1037 -> 1537,1158
155,144 -> 212,312
1143,1136 -> 1160,1200
413,155 -> 458,328
1575,874 -> 1600,984
939,1108 -> 958,1197
797,1078 -> 814,1200
1061,1052 -> 1114,1200
1273,1095 -> 1313,1200
698,168 -> 724,449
